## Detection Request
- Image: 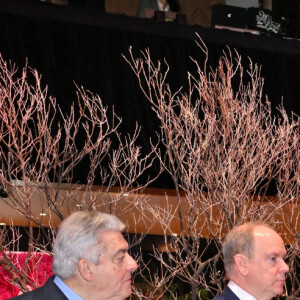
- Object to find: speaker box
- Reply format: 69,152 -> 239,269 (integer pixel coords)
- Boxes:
211,4 -> 248,29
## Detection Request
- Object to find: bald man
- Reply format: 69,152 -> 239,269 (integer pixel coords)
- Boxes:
214,222 -> 289,300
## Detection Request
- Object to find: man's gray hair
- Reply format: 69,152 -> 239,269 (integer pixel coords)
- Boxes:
52,211 -> 125,279
223,222 -> 271,275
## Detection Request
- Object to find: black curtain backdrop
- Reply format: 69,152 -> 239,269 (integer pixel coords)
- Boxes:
0,0 -> 300,188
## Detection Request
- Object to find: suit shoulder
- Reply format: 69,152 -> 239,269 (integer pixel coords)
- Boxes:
8,276 -> 66,300
9,287 -> 44,300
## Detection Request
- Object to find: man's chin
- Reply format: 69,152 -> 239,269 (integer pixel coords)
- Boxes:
274,284 -> 285,297
121,285 -> 133,298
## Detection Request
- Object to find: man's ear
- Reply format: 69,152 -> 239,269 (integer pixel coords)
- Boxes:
234,254 -> 249,276
77,259 -> 94,281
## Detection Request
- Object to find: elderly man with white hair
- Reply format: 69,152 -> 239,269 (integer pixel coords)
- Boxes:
11,211 -> 138,300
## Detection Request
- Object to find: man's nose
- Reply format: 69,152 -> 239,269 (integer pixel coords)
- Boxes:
127,254 -> 138,271
281,259 -> 289,273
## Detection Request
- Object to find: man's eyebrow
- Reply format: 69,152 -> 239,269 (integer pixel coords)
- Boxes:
268,251 -> 286,257
113,248 -> 127,257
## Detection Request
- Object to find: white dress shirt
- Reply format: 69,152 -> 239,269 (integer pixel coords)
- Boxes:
228,280 -> 257,300
157,0 -> 170,12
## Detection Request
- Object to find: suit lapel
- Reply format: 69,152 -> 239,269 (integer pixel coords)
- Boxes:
222,286 -> 241,300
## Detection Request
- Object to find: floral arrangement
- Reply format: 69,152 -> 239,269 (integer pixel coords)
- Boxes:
0,251 -> 53,299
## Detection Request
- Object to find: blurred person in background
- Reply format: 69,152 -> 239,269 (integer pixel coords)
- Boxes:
137,0 -> 181,18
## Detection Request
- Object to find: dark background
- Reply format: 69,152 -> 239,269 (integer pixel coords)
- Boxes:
0,0 -> 300,189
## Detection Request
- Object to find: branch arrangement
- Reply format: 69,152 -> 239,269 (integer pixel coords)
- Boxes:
0,35 -> 299,299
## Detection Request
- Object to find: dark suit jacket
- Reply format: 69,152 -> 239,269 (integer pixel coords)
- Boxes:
213,286 -> 241,300
137,0 -> 181,18
137,0 -> 159,18
69,0 -> 105,10
9,276 -> 67,300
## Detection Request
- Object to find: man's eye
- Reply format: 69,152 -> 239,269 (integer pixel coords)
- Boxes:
116,256 -> 125,263
269,257 -> 277,263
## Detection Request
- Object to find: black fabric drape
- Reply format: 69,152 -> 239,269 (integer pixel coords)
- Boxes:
0,0 -> 299,188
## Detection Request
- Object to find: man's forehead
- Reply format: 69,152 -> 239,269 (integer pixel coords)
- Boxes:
99,231 -> 129,250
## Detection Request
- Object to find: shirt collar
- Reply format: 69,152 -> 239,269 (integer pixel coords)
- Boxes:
157,0 -> 170,12
228,280 -> 257,300
54,276 -> 84,300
